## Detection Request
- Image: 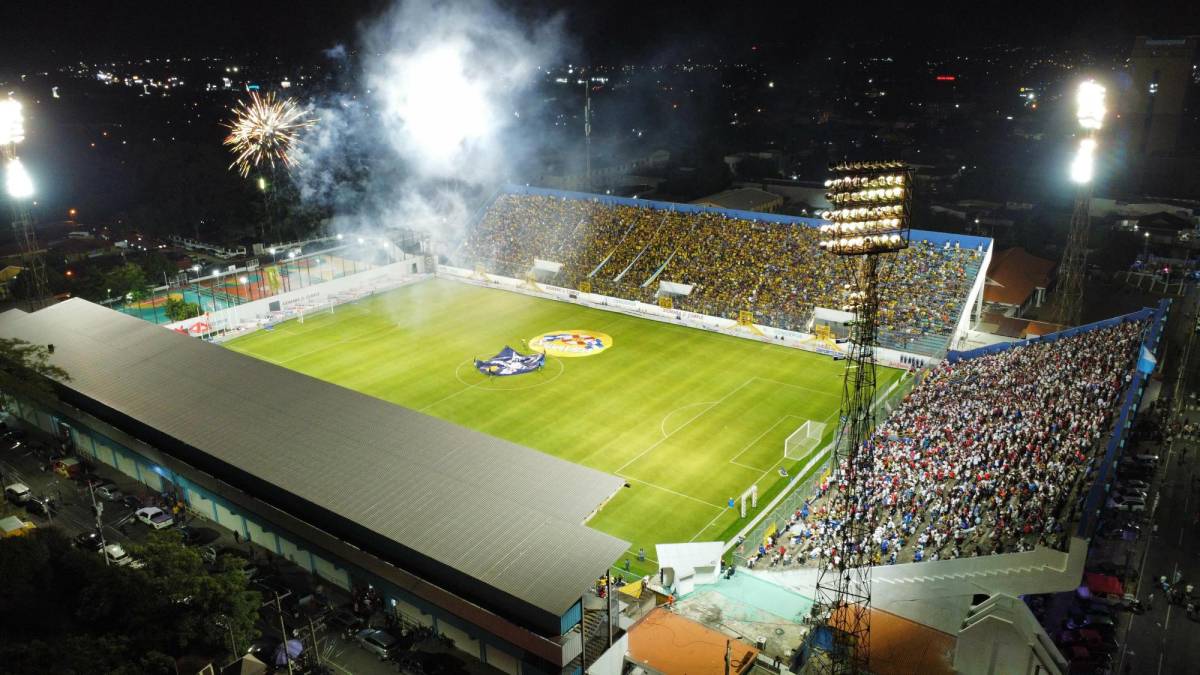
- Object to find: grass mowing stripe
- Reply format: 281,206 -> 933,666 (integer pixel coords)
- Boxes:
226,278 -> 891,570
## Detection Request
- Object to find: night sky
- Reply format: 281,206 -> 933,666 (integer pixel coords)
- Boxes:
2,0 -> 1198,69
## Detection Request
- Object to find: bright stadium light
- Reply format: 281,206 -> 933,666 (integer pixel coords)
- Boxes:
0,99 -> 25,145
1076,80 -> 1106,130
6,157 -> 34,199
819,161 -> 912,255
1070,138 -> 1097,184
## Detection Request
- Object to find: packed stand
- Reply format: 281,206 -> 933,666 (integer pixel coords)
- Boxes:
742,319 -> 1146,570
460,193 -> 981,349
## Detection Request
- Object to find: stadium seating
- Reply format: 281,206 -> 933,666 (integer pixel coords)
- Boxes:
746,318 -> 1146,570
461,193 -> 983,354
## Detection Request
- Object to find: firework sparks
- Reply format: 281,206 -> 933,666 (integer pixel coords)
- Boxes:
223,91 -> 315,177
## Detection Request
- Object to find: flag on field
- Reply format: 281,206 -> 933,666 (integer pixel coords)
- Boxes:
474,346 -> 545,376
1137,345 -> 1157,375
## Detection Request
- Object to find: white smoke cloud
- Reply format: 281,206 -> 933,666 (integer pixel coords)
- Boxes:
290,0 -> 566,248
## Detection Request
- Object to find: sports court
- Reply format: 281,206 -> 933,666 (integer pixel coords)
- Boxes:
226,278 -> 899,573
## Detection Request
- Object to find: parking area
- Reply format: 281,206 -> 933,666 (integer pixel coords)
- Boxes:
1,413 -> 500,675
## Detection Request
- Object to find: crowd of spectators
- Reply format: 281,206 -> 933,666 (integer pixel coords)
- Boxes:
461,193 -> 982,346
744,318 -> 1146,570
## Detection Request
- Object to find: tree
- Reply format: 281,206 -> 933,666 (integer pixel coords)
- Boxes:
0,527 -> 261,671
164,296 -> 202,322
0,338 -> 70,405
103,263 -> 151,303
126,531 -> 262,655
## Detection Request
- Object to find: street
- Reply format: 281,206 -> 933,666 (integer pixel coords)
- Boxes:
0,419 -> 491,675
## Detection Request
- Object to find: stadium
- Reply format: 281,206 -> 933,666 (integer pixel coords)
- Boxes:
1,186 -> 1167,673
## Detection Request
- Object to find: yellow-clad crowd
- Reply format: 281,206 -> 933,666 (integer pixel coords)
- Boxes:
462,194 -> 982,350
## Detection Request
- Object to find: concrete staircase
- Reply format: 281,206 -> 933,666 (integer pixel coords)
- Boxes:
746,537 -> 1088,634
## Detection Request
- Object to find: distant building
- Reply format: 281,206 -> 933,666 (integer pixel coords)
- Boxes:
983,247 -> 1055,318
693,187 -> 783,213
1122,37 -> 1200,195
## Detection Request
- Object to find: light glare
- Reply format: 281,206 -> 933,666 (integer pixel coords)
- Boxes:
0,99 -> 24,146
1076,80 -> 1106,130
5,158 -> 33,198
1070,138 -> 1097,184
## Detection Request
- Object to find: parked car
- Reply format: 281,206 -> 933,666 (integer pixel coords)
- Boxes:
121,495 -> 142,510
1117,479 -> 1150,491
246,638 -> 280,663
4,482 -> 31,504
1107,495 -> 1146,512
74,530 -> 104,552
93,482 -> 124,502
102,543 -> 135,567
354,628 -> 400,660
25,496 -> 58,518
135,506 -> 174,530
328,608 -> 365,639
1116,488 -> 1148,501
177,525 -> 219,547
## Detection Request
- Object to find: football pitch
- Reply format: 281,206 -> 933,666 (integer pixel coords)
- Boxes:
226,278 -> 898,575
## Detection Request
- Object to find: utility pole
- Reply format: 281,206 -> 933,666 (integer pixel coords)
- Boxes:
88,480 -> 108,567
276,592 -> 294,675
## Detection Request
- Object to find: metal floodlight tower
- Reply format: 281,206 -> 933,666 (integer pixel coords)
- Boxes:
0,98 -> 49,310
1051,79 -> 1107,326
808,160 -> 912,675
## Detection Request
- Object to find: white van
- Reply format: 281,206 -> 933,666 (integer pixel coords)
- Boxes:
4,483 -> 31,504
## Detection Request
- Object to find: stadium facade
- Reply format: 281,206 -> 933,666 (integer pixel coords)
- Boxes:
0,299 -> 629,674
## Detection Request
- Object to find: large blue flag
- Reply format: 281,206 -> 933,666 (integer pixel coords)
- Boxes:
475,346 -> 545,376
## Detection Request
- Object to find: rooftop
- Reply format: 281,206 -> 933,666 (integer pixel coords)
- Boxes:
0,299 -> 629,621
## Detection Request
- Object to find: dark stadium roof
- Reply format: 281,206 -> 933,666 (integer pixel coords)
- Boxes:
0,299 -> 629,618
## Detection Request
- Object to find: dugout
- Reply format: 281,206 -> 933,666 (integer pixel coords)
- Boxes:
0,299 -> 630,673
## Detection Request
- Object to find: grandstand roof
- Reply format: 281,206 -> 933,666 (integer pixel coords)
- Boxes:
0,299 -> 629,620
692,187 -> 783,213
984,247 -> 1055,307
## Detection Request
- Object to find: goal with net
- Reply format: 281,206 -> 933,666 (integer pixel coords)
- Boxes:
784,419 -> 827,461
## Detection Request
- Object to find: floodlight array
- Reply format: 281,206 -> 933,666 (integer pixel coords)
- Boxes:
819,161 -> 911,255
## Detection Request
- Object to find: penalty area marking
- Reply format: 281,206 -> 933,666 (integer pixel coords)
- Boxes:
659,401 -> 717,438
617,474 -> 726,510
452,357 -> 565,391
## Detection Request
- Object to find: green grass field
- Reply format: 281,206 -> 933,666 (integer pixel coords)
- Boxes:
225,278 -> 898,575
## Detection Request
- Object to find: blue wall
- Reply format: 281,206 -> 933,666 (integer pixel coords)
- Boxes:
501,184 -> 994,252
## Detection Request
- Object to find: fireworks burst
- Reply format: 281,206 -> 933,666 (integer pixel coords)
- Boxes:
223,91 -> 316,177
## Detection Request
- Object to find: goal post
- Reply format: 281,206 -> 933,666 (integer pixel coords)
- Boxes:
784,419 -> 827,462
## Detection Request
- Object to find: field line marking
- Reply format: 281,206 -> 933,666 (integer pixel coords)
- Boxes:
617,474 -> 725,510
274,322 -> 399,366
660,401 -> 718,438
729,460 -> 765,471
418,361 -> 489,412
697,409 -> 842,544
613,377 -> 757,474
691,509 -> 730,543
727,414 -> 805,467
754,377 -> 843,398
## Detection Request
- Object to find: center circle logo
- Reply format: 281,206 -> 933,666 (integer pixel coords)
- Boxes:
530,330 -> 613,357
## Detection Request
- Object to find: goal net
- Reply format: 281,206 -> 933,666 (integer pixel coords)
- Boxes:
784,420 -> 827,461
